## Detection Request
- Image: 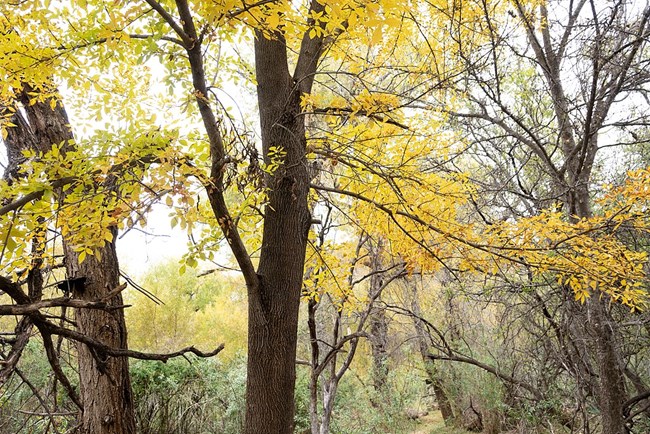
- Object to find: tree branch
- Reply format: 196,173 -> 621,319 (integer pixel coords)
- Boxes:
143,0 -> 191,46
427,352 -> 543,400
294,0 -> 328,94
0,284 -> 128,315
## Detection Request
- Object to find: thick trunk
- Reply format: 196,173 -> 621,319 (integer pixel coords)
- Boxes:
157,3 -> 325,431
244,152 -> 310,434
19,90 -> 136,433
244,32 -> 311,434
63,231 -> 136,434
0,102 -> 44,385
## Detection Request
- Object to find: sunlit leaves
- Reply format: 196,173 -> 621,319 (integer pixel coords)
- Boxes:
2,0 -> 646,319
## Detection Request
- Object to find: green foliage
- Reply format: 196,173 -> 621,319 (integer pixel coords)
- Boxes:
0,340 -> 78,433
294,368 -> 313,432
130,355 -> 246,434
325,366 -> 423,433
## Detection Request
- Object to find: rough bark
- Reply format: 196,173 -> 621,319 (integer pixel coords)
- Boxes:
63,233 -> 135,434
17,88 -> 136,434
245,30 -> 312,434
146,2 -> 326,430
0,101 -> 43,385
368,239 -> 389,393
244,1 -> 327,430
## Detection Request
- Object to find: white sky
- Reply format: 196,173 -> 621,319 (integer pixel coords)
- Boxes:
117,204 -> 190,277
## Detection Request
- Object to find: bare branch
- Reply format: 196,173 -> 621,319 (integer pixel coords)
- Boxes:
427,352 -> 543,400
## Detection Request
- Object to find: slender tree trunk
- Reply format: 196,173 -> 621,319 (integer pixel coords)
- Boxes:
320,379 -> 338,434
17,88 -> 136,434
569,161 -> 626,433
368,239 -> 389,393
308,297 -> 322,434
410,283 -> 453,423
588,297 -> 626,434
519,4 -> 630,424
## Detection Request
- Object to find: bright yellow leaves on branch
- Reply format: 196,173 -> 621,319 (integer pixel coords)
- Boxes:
445,168 -> 650,310
0,127 -> 193,279
314,134 -> 650,311
1,0 -> 646,315
474,209 -> 647,309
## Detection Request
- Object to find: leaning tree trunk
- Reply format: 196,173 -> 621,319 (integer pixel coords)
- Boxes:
19,88 -> 136,434
410,282 -> 454,424
0,96 -> 47,386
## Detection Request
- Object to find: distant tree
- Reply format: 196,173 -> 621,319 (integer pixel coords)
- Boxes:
433,1 -> 650,432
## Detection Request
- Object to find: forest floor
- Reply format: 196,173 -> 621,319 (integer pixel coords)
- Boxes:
410,411 -> 473,434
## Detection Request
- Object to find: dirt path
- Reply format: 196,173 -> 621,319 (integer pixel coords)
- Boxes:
409,411 -> 472,434
409,411 -> 445,434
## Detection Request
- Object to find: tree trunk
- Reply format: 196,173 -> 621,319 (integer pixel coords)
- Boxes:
18,88 -> 136,434
0,97 -> 45,385
308,297 -> 322,434
63,232 -> 136,434
410,283 -> 453,423
568,158 -> 626,433
162,2 -> 326,431
588,298 -> 626,434
319,379 -> 338,434
244,31 -> 312,434
368,239 -> 389,393
518,5 -> 630,426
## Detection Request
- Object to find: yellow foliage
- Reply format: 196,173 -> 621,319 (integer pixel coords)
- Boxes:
124,261 -> 247,360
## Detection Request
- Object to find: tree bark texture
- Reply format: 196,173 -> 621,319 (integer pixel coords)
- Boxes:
63,233 -> 136,434
16,89 -> 136,434
368,239 -> 389,393
244,31 -> 312,434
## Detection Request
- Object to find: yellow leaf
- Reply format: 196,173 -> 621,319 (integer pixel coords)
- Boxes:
371,26 -> 383,44
267,12 -> 280,29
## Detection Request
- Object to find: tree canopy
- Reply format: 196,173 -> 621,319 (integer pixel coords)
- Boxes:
1,0 -> 649,433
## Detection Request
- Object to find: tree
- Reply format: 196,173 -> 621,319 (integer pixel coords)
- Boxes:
136,1 -> 436,431
1,85 -> 137,432
3,0 -> 649,432
0,6 -> 222,431
430,1 -> 650,431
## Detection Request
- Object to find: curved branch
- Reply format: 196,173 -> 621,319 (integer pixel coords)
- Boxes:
41,319 -> 224,361
427,352 -> 543,400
